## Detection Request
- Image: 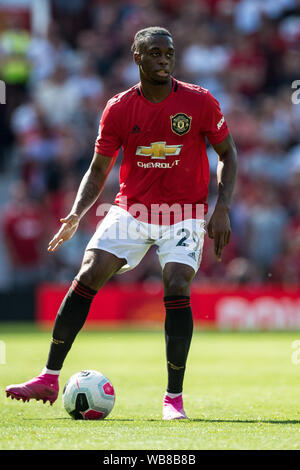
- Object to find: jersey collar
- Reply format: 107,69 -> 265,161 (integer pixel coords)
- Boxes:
136,77 -> 178,104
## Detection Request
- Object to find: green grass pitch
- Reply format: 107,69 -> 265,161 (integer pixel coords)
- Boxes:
1,323 -> 300,450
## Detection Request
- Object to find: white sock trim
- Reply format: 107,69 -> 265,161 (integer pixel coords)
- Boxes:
41,367 -> 60,376
165,392 -> 182,399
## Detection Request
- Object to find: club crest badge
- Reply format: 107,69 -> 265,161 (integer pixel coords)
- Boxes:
170,113 -> 192,136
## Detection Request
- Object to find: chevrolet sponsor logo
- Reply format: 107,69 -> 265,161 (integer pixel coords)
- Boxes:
136,141 -> 182,160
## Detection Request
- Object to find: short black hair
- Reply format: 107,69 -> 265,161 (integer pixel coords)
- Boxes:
131,27 -> 172,53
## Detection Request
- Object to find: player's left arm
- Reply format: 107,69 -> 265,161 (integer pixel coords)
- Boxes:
207,133 -> 238,261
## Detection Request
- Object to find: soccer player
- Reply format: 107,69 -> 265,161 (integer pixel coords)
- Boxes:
6,27 -> 237,420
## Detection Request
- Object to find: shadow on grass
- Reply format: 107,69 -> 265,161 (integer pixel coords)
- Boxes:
131,418 -> 300,425
22,417 -> 300,425
23,418 -> 136,422
188,418 -> 300,425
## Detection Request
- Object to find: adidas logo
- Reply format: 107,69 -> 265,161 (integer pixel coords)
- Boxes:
131,124 -> 141,134
188,252 -> 197,261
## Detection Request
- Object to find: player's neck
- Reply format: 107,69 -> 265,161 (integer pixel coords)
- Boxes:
140,77 -> 173,103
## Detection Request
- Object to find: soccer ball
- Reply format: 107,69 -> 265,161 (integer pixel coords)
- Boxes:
62,370 -> 115,420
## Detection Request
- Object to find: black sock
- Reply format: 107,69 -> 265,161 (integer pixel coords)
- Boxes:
46,279 -> 97,370
164,295 -> 193,394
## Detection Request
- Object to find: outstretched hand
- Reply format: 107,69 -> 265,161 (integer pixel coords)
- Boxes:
207,204 -> 231,261
48,214 -> 80,252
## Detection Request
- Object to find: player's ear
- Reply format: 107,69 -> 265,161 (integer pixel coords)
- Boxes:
133,51 -> 141,66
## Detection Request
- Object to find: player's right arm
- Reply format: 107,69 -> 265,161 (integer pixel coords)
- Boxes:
48,97 -> 122,252
47,152 -> 116,252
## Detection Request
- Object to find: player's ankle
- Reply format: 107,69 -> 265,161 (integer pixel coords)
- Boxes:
165,391 -> 182,399
41,367 -> 61,377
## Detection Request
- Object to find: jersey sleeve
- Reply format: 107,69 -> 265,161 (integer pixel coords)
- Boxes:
94,100 -> 122,158
202,91 -> 229,145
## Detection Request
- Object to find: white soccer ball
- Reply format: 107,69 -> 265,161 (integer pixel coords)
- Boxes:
62,370 -> 115,420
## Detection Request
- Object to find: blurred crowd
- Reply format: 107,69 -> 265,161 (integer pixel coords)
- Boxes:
0,0 -> 300,289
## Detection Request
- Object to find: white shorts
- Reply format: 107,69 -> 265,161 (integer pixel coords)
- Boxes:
86,205 -> 205,274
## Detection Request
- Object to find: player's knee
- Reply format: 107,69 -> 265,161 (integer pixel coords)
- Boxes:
76,268 -> 99,292
163,264 -> 195,296
163,274 -> 193,296
76,253 -> 101,291
76,249 -> 124,291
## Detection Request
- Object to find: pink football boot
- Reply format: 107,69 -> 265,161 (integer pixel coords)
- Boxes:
163,393 -> 188,420
6,373 -> 59,405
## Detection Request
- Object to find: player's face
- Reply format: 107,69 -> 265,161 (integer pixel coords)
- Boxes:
135,35 -> 175,85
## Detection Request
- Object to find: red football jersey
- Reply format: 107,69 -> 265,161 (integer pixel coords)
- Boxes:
95,78 -> 229,224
